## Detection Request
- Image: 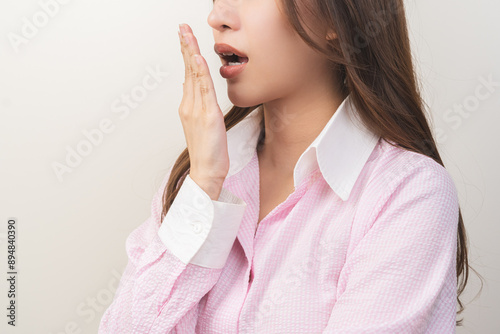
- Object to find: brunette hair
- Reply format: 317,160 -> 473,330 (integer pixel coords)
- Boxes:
160,0 -> 481,326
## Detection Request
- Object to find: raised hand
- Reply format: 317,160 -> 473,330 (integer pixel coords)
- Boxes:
177,23 -> 229,201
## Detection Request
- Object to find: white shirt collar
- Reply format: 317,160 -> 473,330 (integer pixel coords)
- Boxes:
224,94 -> 380,201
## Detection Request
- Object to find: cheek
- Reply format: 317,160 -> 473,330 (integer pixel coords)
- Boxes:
245,0 -> 297,64
246,10 -> 309,80
231,1 -> 322,104
250,32 -> 317,97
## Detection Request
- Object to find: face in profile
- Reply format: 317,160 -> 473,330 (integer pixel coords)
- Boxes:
208,0 -> 334,108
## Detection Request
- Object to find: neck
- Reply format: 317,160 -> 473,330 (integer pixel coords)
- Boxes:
258,82 -> 347,175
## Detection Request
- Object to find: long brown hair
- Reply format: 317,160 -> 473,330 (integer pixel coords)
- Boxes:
161,0 -> 481,326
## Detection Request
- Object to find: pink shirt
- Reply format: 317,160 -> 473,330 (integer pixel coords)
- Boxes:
98,96 -> 459,333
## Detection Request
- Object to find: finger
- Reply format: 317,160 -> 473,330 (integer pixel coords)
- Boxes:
192,52 -> 204,112
180,25 -> 203,85
181,24 -> 202,55
193,54 -> 218,111
180,25 -> 215,113
179,26 -> 203,110
178,30 -> 194,106
177,31 -> 188,109
183,32 -> 203,89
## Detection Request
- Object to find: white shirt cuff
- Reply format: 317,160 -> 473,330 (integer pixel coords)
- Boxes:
158,174 -> 247,269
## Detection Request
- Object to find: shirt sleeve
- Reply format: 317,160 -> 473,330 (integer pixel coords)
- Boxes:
98,168 -> 247,333
322,159 -> 460,334
158,173 -> 247,269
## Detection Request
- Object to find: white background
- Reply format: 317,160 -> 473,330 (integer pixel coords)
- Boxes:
0,0 -> 498,333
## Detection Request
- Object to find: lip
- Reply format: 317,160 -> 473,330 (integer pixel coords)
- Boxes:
214,43 -> 248,59
214,43 -> 249,79
219,62 -> 247,79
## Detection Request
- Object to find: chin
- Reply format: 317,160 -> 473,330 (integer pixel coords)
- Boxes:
227,87 -> 259,108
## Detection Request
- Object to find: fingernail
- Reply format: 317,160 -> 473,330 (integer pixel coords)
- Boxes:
179,23 -> 187,35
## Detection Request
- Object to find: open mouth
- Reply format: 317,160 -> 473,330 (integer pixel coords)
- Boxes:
219,52 -> 249,66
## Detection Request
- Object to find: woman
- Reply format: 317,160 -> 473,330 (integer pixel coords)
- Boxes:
99,0 -> 470,332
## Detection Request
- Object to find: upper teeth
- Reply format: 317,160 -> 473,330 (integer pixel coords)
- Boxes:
222,52 -> 236,56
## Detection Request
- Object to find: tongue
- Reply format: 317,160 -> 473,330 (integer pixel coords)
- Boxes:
238,56 -> 249,63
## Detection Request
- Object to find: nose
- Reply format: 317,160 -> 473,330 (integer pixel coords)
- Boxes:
207,0 -> 240,32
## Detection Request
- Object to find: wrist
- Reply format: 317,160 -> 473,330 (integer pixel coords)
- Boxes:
189,173 -> 225,201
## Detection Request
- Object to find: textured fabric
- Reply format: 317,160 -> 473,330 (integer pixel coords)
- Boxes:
157,95 -> 380,270
98,96 -> 460,333
158,173 -> 247,269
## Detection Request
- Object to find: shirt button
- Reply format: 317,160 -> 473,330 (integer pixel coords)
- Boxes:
191,221 -> 202,234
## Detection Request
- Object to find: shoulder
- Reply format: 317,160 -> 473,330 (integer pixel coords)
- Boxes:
347,139 -> 461,243
360,139 -> 459,219
370,139 -> 457,193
